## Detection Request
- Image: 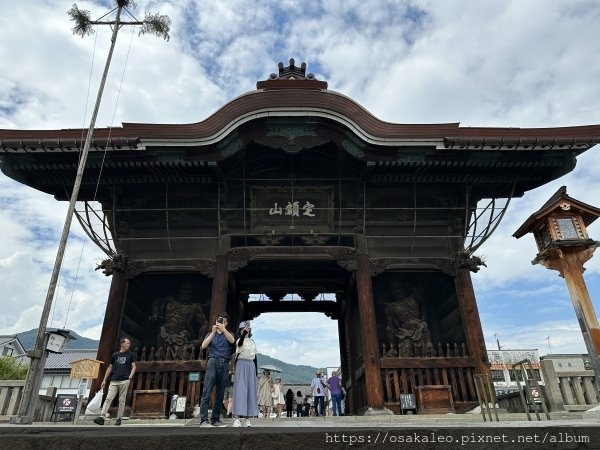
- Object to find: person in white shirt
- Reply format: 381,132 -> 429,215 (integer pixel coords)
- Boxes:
310,370 -> 327,416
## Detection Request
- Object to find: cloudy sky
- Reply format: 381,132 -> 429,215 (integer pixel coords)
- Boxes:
1,0 -> 599,369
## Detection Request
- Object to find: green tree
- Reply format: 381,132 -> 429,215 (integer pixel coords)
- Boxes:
0,356 -> 28,380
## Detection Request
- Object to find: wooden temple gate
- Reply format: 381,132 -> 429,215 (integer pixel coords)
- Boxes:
1,59 -> 599,416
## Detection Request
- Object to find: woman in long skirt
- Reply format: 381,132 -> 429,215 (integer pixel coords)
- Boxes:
231,321 -> 259,427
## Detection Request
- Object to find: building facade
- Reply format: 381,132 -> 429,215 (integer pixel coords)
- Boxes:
1,60 -> 599,414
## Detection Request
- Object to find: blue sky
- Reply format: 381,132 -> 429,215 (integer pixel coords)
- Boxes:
1,0 -> 599,369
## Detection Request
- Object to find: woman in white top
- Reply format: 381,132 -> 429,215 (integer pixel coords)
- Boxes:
272,378 -> 285,417
231,321 -> 259,427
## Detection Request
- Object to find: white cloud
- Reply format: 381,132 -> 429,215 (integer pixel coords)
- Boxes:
251,312 -> 341,368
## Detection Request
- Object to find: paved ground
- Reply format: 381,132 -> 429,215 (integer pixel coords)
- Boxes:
1,412 -> 598,449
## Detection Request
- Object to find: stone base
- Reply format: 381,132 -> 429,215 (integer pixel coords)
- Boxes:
582,403 -> 600,419
362,407 -> 394,416
8,416 -> 33,425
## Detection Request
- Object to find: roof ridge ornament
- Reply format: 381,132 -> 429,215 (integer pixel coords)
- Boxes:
256,58 -> 328,90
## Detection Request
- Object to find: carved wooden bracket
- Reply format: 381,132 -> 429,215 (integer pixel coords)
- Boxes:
538,246 -> 597,278
228,246 -> 357,273
96,251 -> 128,276
360,257 -> 455,276
123,259 -> 216,279
337,258 -> 357,272
227,259 -> 249,272
454,250 -> 487,273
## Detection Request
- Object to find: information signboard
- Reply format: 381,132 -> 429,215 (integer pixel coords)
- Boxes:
54,394 -> 78,413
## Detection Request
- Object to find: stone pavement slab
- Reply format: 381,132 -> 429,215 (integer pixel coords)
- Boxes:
1,412 -> 598,449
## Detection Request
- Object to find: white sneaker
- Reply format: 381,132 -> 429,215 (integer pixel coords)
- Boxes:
232,418 -> 242,427
245,418 -> 251,427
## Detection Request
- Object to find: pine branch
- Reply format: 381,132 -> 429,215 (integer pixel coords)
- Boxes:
140,12 -> 171,41
117,0 -> 137,8
67,4 -> 94,37
68,2 -> 170,41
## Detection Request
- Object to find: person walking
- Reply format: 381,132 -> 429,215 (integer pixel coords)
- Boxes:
222,383 -> 233,418
327,370 -> 344,416
231,321 -> 259,427
311,370 -> 327,416
257,369 -> 273,418
198,312 -> 235,427
94,337 -> 136,426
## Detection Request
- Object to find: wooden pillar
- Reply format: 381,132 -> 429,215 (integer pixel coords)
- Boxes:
338,305 -> 351,414
454,267 -> 489,376
554,249 -> 600,392
208,255 -> 229,325
355,255 -> 384,409
91,268 -> 128,395
341,290 -> 356,414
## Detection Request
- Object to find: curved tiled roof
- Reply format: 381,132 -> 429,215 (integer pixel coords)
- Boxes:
1,88 -> 599,151
44,349 -> 99,371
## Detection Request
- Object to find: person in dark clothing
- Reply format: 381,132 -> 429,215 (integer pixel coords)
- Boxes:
295,390 -> 304,417
198,312 -> 235,427
94,337 -> 136,426
285,388 -> 294,417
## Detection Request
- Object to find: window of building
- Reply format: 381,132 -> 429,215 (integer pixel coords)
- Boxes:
59,376 -> 73,388
491,370 -> 505,382
41,375 -> 53,389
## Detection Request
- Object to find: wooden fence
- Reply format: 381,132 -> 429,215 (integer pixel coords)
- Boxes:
380,342 -> 478,413
0,380 -> 23,421
113,346 -> 207,417
0,381 -> 56,423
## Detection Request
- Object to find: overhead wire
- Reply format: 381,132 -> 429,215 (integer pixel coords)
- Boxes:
61,23 -> 137,329
51,23 -> 98,329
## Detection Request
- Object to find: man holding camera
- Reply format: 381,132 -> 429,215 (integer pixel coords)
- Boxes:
199,312 -> 235,426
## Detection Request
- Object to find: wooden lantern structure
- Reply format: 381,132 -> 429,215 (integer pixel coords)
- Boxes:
2,60 -> 600,414
514,186 -> 600,390
45,329 -> 75,354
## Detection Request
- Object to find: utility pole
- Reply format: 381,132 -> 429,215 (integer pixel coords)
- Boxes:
12,0 -> 170,424
546,336 -> 553,355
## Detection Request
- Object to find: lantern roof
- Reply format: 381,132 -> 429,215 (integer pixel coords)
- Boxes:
513,186 -> 600,238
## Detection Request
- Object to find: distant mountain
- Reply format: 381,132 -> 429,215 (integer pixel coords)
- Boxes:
255,353 -> 321,385
15,329 -> 320,384
16,328 -> 100,351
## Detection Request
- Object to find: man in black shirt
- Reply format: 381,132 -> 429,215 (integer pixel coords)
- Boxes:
94,337 -> 136,426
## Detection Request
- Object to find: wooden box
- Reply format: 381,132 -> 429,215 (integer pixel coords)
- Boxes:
131,389 -> 168,418
416,385 -> 455,414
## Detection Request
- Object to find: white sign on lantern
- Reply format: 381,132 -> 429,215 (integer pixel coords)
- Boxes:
46,333 -> 67,353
